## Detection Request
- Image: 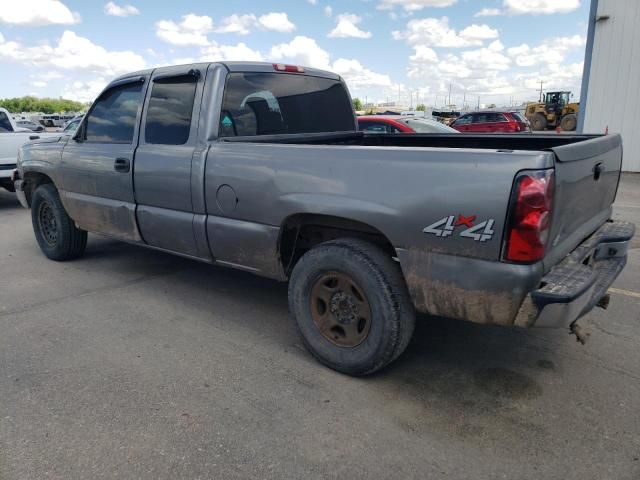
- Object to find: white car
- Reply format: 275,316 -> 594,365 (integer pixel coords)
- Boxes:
0,108 -> 59,192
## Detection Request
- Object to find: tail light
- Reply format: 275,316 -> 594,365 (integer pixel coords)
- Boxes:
273,63 -> 305,73
504,169 -> 554,263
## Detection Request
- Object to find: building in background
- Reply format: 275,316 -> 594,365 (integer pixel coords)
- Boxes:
579,0 -> 640,172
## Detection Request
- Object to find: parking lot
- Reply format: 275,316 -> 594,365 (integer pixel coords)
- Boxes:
0,175 -> 638,480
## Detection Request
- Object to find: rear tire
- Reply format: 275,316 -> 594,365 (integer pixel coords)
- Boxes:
288,238 -> 415,376
31,184 -> 87,261
530,113 -> 548,131
560,113 -> 577,131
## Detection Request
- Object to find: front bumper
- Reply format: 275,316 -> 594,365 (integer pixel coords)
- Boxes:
12,172 -> 29,208
515,220 -> 635,328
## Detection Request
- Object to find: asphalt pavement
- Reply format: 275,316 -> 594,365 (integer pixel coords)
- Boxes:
0,175 -> 639,480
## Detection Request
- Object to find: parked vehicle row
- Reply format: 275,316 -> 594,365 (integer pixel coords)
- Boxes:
13,61 -> 633,376
358,110 -> 531,134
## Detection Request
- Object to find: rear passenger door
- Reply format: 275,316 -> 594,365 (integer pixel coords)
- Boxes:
134,65 -> 209,259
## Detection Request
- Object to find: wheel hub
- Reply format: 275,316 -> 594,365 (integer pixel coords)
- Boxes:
38,202 -> 58,246
310,272 -> 372,348
330,291 -> 358,325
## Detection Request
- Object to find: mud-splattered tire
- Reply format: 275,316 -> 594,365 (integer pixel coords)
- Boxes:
288,238 -> 415,376
31,183 -> 87,261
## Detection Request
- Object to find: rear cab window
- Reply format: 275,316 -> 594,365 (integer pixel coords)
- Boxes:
219,72 -> 355,137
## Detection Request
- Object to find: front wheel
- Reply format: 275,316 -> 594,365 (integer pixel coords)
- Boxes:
31,184 -> 87,261
530,113 -> 548,131
288,239 -> 415,376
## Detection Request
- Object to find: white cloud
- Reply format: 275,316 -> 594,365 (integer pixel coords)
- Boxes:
269,36 -> 331,70
62,78 -> 108,103
503,0 -> 581,15
332,58 -> 392,88
156,14 -> 213,46
258,12 -> 296,33
410,45 -> 439,64
459,24 -> 499,41
324,6 -> 333,17
377,0 -> 457,12
104,2 -> 139,17
307,0 -> 318,4
30,80 -> 47,88
0,30 -> 145,76
200,42 -> 264,62
507,34 -> 585,67
0,0 -> 79,26
328,14 -> 371,39
40,71 -> 64,80
393,17 -> 494,48
215,14 -> 257,35
213,12 -> 296,35
474,8 -> 502,17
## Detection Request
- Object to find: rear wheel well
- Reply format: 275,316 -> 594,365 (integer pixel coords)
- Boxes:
23,172 -> 54,207
279,214 -> 397,276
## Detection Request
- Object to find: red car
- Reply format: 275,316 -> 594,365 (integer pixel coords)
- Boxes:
357,115 -> 458,134
450,111 -> 530,133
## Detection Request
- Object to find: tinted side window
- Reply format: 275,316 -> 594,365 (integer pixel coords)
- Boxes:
85,82 -> 143,143
220,72 -> 354,137
145,75 -> 197,145
472,113 -> 489,124
359,121 -> 389,133
453,115 -> 471,125
0,112 -> 12,132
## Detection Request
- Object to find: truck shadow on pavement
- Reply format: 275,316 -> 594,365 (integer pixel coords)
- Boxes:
77,236 -> 558,444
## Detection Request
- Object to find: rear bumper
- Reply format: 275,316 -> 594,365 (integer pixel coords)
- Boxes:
514,220 -> 635,328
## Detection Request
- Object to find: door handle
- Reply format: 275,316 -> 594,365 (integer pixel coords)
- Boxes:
114,157 -> 130,173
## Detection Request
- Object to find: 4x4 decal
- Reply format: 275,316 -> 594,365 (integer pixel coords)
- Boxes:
423,214 -> 495,242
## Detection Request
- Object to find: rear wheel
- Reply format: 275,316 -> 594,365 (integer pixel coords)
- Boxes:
288,238 -> 415,376
560,113 -> 577,131
530,113 -> 548,131
31,184 -> 87,261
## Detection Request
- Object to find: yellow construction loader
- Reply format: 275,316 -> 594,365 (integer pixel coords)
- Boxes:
525,91 -> 579,131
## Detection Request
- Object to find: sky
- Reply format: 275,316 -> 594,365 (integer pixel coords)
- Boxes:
0,0 -> 590,109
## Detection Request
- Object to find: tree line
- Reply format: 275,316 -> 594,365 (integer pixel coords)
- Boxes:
0,96 -> 88,114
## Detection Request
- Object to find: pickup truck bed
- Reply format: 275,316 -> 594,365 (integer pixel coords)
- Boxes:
13,61 -> 634,376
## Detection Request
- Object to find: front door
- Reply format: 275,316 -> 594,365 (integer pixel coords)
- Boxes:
60,76 -> 148,241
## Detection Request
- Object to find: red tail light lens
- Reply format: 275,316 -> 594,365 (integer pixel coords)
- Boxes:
273,63 -> 305,73
505,170 -> 554,262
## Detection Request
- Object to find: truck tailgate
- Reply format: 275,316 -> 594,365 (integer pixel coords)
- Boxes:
544,134 -> 623,272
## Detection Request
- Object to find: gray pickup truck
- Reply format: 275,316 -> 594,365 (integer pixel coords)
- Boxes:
13,62 -> 634,376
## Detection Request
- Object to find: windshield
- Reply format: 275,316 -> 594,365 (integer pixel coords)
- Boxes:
220,72 -> 355,137
400,117 -> 457,133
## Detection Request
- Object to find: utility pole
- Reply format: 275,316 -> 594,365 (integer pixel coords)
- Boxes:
448,83 -> 452,107
477,96 -> 480,109
539,80 -> 544,102
398,85 -> 401,105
